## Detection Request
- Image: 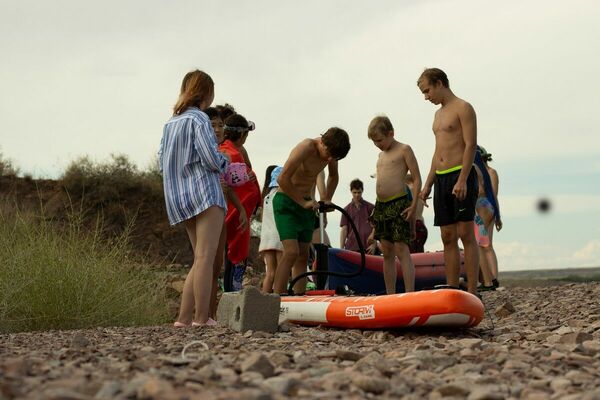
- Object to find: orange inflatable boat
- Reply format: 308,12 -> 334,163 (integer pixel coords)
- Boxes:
280,289 -> 484,329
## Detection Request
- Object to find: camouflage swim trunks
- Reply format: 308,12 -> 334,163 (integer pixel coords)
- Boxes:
372,193 -> 411,244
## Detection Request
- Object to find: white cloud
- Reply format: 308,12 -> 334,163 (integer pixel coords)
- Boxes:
572,240 -> 600,265
494,242 -> 556,270
495,240 -> 600,270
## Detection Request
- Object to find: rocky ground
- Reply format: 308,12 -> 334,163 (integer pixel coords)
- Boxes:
2,283 -> 600,400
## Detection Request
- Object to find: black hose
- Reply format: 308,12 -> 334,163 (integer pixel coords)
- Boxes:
287,201 -> 366,295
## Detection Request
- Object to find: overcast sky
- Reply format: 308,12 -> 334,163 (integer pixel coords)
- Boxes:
1,0 -> 599,271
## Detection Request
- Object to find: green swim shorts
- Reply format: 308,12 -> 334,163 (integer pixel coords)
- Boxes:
273,192 -> 316,243
372,193 -> 411,244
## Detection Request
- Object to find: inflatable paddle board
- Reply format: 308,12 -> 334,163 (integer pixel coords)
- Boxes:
280,289 -> 483,329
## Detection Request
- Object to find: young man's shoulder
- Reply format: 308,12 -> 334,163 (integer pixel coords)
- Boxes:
452,97 -> 475,112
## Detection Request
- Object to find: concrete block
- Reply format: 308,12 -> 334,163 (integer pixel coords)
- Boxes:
217,286 -> 281,333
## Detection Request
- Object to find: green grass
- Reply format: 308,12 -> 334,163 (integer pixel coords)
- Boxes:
0,206 -> 170,333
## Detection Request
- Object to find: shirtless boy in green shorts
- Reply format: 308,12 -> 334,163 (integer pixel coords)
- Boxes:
272,128 -> 350,294
368,116 -> 422,294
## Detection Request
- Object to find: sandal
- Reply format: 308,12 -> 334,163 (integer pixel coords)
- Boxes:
192,318 -> 217,327
173,321 -> 189,328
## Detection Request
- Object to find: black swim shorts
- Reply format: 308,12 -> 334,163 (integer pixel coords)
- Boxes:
433,167 -> 477,226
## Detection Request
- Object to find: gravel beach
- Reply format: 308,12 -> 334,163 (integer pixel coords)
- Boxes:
2,283 -> 599,399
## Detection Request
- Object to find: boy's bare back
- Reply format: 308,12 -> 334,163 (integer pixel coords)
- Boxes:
278,138 -> 331,208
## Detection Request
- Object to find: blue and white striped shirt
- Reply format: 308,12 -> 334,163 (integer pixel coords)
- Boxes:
159,107 -> 228,225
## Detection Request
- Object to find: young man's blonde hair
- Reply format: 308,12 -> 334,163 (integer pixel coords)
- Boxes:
418,68 -> 450,88
367,115 -> 394,139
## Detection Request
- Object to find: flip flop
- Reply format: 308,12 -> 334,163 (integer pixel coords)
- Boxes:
173,321 -> 189,328
192,318 -> 218,327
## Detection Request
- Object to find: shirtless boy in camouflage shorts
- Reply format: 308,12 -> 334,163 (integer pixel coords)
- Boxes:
368,116 -> 422,294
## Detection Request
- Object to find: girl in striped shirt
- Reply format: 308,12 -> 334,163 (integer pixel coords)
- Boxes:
159,70 -> 228,327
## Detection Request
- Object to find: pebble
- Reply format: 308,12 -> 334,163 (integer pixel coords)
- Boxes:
1,283 -> 599,399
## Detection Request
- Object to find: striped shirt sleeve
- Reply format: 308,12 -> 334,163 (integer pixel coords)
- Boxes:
158,134 -> 165,172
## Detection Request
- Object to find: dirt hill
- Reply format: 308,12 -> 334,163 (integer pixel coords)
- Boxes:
0,175 -> 263,270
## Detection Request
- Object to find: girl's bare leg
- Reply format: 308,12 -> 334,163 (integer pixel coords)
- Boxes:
192,206 -> 224,323
477,206 -> 496,286
273,239 -> 299,294
478,247 -> 494,286
261,251 -> 278,293
210,224 -> 227,318
176,216 -> 199,325
484,225 -> 499,279
178,206 -> 224,324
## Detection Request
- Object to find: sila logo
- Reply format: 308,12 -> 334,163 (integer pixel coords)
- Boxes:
345,305 -> 375,320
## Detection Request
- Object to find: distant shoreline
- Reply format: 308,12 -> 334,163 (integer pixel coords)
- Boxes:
499,266 -> 600,287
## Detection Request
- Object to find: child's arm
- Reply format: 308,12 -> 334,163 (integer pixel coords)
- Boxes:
239,145 -> 252,170
401,146 -> 422,222
316,171 -> 327,201
420,152 -> 436,207
339,225 -> 347,249
225,187 -> 248,231
366,228 -> 379,254
489,168 -> 502,231
323,160 -> 339,202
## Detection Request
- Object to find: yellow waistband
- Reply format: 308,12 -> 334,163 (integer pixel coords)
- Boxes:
377,192 -> 407,203
436,165 -> 463,175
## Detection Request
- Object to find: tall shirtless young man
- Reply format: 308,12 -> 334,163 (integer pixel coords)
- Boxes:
272,128 -> 350,294
417,68 -> 479,294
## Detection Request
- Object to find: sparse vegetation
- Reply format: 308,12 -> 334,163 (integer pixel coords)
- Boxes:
57,154 -> 171,248
0,205 -> 170,333
0,150 -> 20,177
61,154 -> 163,209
